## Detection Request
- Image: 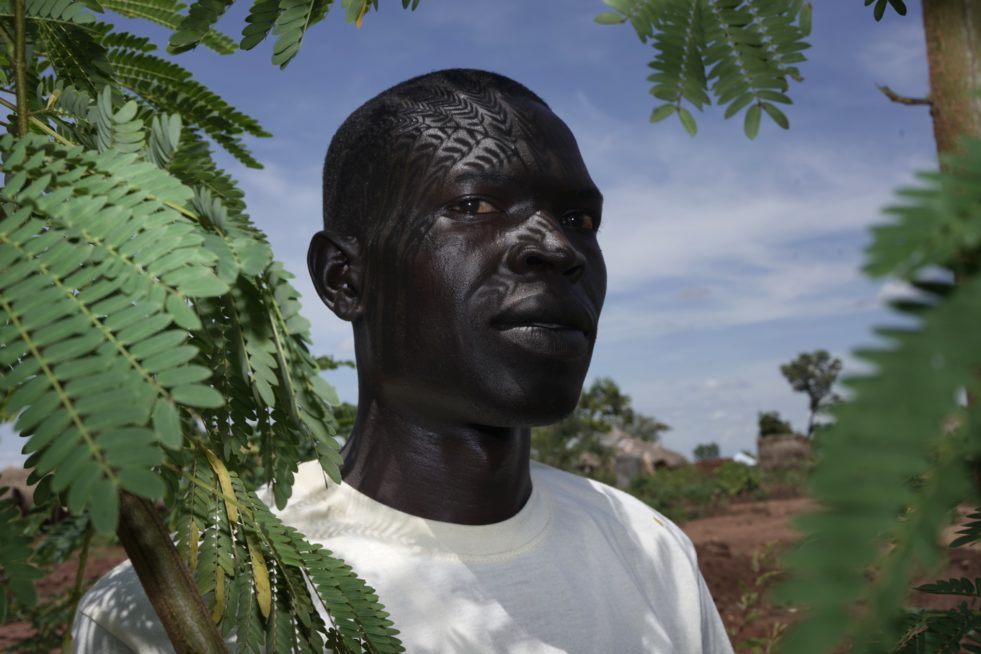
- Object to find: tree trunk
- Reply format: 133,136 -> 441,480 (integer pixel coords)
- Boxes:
922,0 -> 981,156
116,492 -> 227,654
921,0 -> 981,490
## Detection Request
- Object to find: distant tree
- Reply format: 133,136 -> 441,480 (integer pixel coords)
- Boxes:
627,414 -> 672,442
779,350 -> 843,437
531,378 -> 669,473
758,411 -> 793,437
693,443 -> 720,461
315,355 -> 356,370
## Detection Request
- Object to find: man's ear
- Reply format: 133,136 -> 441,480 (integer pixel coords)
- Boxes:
308,231 -> 363,322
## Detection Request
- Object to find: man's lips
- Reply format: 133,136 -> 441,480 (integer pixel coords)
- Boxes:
490,295 -> 596,337
487,293 -> 598,359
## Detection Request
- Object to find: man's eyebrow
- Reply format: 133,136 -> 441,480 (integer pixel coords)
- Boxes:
451,173 -> 604,202
451,172 -> 519,185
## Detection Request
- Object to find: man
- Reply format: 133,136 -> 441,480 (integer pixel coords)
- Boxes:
74,69 -> 733,652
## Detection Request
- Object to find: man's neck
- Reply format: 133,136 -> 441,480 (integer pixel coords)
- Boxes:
339,399 -> 533,525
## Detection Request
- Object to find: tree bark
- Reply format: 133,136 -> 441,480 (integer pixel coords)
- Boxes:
116,492 -> 227,654
922,0 -> 981,156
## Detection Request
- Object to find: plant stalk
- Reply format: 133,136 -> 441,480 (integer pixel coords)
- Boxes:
922,0 -> 981,462
12,0 -> 27,136
116,491 -> 226,654
61,526 -> 93,654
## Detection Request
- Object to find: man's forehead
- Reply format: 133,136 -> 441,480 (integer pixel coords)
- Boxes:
386,92 -> 583,184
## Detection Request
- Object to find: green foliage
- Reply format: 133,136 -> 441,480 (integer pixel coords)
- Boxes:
596,0 -> 811,138
139,0 -> 425,67
758,410 -> 793,436
0,493 -> 43,622
894,604 -> 981,654
866,139 -> 981,280
865,0 -> 907,22
1,131 -> 229,532
779,349 -> 842,436
693,442 -> 719,461
950,507 -> 981,548
169,452 -> 403,652
100,0 -> 237,54
531,377 -> 669,474
629,464 -> 721,521
0,1 -> 399,648
776,138 -> 981,654
714,460 -> 759,496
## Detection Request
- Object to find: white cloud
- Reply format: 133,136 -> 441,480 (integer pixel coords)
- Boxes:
859,19 -> 929,94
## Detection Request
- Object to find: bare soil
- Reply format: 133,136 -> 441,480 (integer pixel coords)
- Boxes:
681,498 -> 981,652
2,499 -> 978,653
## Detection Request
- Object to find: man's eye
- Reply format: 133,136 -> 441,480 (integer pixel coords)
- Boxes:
448,198 -> 499,215
561,212 -> 597,231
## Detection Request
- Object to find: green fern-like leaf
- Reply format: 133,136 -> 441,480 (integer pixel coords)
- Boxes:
646,0 -> 708,127
270,0 -> 332,68
100,0 -> 237,54
245,484 -> 403,652
0,0 -> 97,25
147,112 -> 182,168
865,0 -> 908,22
168,0 -> 235,54
240,0 -> 279,50
894,604 -> 981,654
915,577 -> 981,598
599,0 -> 809,137
107,50 -> 269,167
0,494 -> 43,622
0,133 -> 232,531
776,139 -> 981,654
95,86 -> 145,153
950,509 -> 981,548
866,138 -> 981,278
35,21 -> 111,93
99,28 -> 158,53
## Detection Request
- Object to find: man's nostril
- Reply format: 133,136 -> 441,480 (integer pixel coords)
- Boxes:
526,254 -> 547,268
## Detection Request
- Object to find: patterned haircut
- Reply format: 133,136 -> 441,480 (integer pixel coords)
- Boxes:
321,69 -> 550,242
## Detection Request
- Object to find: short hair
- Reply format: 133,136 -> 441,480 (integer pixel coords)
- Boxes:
322,69 -> 550,242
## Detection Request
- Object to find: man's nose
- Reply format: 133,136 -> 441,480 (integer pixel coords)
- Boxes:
506,212 -> 586,282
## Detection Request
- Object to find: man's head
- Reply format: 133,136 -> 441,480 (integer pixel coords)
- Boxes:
309,69 -> 606,428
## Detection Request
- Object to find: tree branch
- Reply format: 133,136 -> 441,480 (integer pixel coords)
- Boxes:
61,526 -> 93,654
13,0 -> 27,136
877,85 -> 932,106
116,492 -> 227,654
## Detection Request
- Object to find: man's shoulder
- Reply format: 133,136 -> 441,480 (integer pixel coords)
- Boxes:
257,459 -> 334,518
73,561 -> 175,653
530,461 -> 696,557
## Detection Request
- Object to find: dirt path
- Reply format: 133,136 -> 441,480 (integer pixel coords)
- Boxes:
681,497 -> 814,553
679,497 -> 814,649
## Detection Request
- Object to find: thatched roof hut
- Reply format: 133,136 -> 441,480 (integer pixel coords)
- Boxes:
601,428 -> 688,488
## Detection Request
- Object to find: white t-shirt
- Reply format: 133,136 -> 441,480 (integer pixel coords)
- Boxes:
73,461 -> 734,653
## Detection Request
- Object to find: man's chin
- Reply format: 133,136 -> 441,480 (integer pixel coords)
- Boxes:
484,388 -> 583,429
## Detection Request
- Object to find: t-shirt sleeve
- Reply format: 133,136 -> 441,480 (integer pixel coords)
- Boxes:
697,568 -> 735,654
71,562 -> 177,654
653,508 -> 735,654
72,610 -> 138,653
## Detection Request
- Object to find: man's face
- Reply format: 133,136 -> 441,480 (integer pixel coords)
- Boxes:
359,96 -> 606,428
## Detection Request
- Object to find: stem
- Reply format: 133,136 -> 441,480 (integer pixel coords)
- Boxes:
921,0 -> 981,491
877,85 -> 931,106
60,526 -> 93,654
0,95 -> 67,142
116,491 -> 226,654
13,0 -> 27,136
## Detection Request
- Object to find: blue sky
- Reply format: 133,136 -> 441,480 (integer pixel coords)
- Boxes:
0,1 -> 937,467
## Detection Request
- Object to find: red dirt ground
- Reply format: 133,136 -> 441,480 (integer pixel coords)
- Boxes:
2,499 -> 979,653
